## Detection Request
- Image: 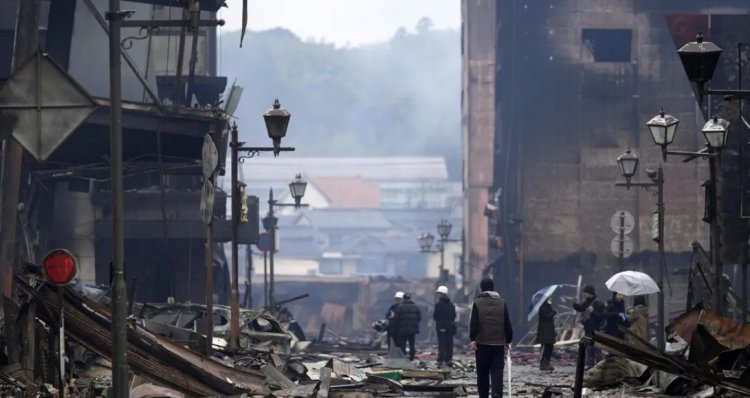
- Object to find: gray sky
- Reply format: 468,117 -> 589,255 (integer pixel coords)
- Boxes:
218,0 -> 460,47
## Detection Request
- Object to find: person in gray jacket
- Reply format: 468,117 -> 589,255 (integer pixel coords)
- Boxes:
469,278 -> 513,398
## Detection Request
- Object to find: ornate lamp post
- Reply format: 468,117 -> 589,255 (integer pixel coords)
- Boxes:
418,219 -> 460,282
645,108 -> 730,315
264,174 -> 308,308
614,148 -> 666,349
229,99 -> 294,351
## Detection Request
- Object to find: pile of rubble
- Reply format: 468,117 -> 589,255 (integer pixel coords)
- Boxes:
1,279 -> 474,397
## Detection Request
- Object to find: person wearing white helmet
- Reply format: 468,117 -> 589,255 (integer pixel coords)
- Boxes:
385,291 -> 405,349
434,285 -> 456,367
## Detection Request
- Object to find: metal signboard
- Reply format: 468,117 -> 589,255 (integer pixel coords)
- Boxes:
610,236 -> 634,258
201,135 -> 218,179
610,211 -> 634,234
257,232 -> 272,252
0,49 -> 97,161
200,180 -> 215,225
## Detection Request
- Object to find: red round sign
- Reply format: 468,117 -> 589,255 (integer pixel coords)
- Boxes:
257,232 -> 273,252
42,249 -> 77,285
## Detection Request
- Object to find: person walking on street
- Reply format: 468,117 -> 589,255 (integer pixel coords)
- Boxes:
573,285 -> 605,369
386,291 -> 404,349
394,293 -> 421,360
602,292 -> 629,342
536,298 -> 556,371
433,285 -> 456,367
470,278 -> 513,398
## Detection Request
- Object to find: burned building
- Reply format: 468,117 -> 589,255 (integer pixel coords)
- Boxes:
0,0 -> 245,303
462,0 -> 750,320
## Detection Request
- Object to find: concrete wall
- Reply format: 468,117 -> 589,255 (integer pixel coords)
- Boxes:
461,0 -> 497,296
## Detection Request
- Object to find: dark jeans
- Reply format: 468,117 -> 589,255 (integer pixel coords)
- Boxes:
541,343 -> 553,362
436,329 -> 453,364
475,344 -> 505,398
399,334 -> 416,360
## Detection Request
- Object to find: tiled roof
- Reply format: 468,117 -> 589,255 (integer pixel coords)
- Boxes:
314,176 -> 380,209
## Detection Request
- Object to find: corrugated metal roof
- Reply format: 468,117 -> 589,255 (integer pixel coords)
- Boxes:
233,157 -> 448,182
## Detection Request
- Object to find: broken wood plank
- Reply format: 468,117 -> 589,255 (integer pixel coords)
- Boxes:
318,367 -> 332,398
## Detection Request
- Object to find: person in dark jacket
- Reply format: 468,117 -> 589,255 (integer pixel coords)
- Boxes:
470,278 -> 513,398
536,298 -> 556,371
602,292 -> 629,342
433,285 -> 456,367
573,285 -> 605,369
386,291 -> 404,349
394,293 -> 421,360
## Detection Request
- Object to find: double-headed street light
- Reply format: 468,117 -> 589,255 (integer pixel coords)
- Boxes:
615,148 -> 666,349
264,174 -> 308,309
228,99 -> 295,352
643,107 -> 730,317
418,219 -> 459,282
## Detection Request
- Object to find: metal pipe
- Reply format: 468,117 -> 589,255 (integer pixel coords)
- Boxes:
107,0 -> 130,396
172,14 -> 187,107
206,224 -> 213,356
230,124 -> 240,351
269,189 -> 276,308
439,240 -> 445,282
263,251 -> 268,308
573,337 -> 590,398
656,166 -> 665,350
709,152 -> 723,315
618,212 -> 625,270
743,263 -> 748,323
185,18 -> 200,106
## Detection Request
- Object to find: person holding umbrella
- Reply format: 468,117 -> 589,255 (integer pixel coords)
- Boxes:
536,298 -> 556,371
602,292 -> 630,342
527,285 -> 561,371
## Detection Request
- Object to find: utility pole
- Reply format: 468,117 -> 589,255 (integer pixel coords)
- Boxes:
1,0 -> 40,298
618,212 -> 625,271
268,189 -> 276,308
708,152 -> 723,315
106,1 -> 129,396
0,0 -> 40,371
230,122 -> 240,351
655,166 -> 665,350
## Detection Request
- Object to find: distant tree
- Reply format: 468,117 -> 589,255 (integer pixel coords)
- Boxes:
218,21 -> 461,179
415,17 -> 434,35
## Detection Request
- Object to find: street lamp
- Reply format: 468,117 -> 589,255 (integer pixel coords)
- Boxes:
702,116 -> 730,149
263,99 -> 291,156
228,99 -> 295,352
677,32 -> 750,102
646,109 -> 679,160
614,148 -> 666,350
288,174 -> 307,207
418,221 -> 459,283
644,108 -> 730,316
264,175 -> 309,308
616,148 -> 639,184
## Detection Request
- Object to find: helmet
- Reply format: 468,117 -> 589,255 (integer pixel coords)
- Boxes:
436,286 -> 448,294
394,291 -> 404,299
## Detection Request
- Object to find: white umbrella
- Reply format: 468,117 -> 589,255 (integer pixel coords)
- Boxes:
605,271 -> 660,296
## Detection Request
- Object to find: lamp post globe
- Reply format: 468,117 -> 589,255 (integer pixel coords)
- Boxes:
417,233 -> 429,252
617,148 -> 639,183
425,232 -> 435,250
289,174 -> 307,207
647,109 -> 679,147
677,32 -> 723,94
702,116 -> 730,150
437,219 -> 452,241
263,99 -> 291,154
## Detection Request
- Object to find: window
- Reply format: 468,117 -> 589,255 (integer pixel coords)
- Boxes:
319,260 -> 343,275
582,29 -> 632,62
